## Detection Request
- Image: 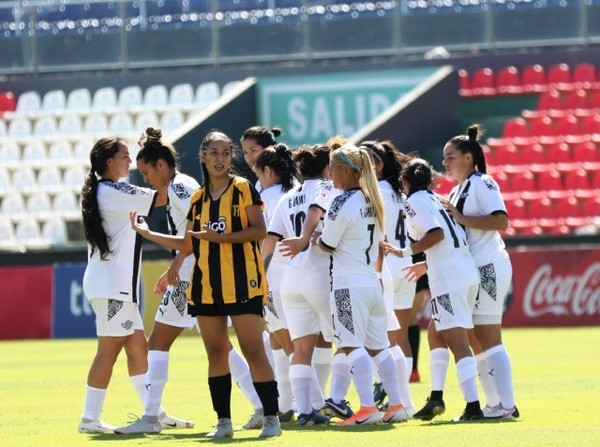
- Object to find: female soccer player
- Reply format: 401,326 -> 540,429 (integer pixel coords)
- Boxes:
130,130 -> 281,438
382,157 -> 483,421
318,144 -> 408,426
79,137 -> 162,433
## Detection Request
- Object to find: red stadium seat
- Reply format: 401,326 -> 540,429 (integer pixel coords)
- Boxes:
546,142 -> 572,163
511,171 -> 536,192
0,91 -> 16,114
522,64 -> 547,93
494,171 -> 510,191
529,115 -> 557,143
433,175 -> 455,197
537,169 -> 563,191
521,143 -> 546,165
470,68 -> 496,96
581,115 -> 600,141
593,169 -> 600,189
458,69 -> 473,97
564,168 -> 591,190
537,218 -> 570,235
572,62 -> 598,89
528,197 -> 554,219
547,63 -> 573,91
572,141 -> 598,162
502,117 -> 529,139
582,196 -> 600,217
494,145 -> 520,165
536,90 -> 563,111
564,89 -> 589,111
505,197 -> 527,219
555,115 -> 585,144
496,66 -> 523,95
590,90 -> 600,109
553,195 -> 582,218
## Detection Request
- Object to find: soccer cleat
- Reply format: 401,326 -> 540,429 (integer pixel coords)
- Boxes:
205,418 -> 234,438
336,406 -> 382,426
278,409 -> 295,422
114,415 -> 161,435
372,382 -> 387,406
78,419 -> 116,434
409,369 -> 421,383
242,411 -> 265,429
321,398 -> 354,420
483,404 -> 520,420
452,407 -> 485,422
158,412 -> 194,429
382,404 -> 410,423
259,415 -> 283,437
297,410 -> 330,426
413,397 -> 446,421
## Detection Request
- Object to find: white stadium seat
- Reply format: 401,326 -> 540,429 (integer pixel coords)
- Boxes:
62,165 -> 87,192
58,115 -> 83,137
169,83 -> 194,108
52,190 -> 80,219
0,220 -> 17,251
21,141 -> 47,168
83,114 -> 109,136
161,110 -> 185,132
1,193 -> 26,218
144,84 -> 168,108
0,168 -> 12,196
118,85 -> 143,110
41,218 -> 69,245
67,88 -> 92,111
15,220 -> 46,249
47,141 -> 73,167
109,112 -> 134,135
8,117 -> 32,140
33,116 -> 58,139
37,165 -> 63,192
195,81 -> 220,107
135,111 -> 160,133
41,89 -> 67,113
11,166 -> 37,193
15,91 -> 42,115
92,86 -> 118,111
26,192 -> 52,218
0,142 -> 21,169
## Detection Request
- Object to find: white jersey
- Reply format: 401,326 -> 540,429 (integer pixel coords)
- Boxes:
268,178 -> 338,272
83,180 -> 156,303
379,180 -> 412,273
448,172 -> 507,266
320,188 -> 383,289
405,189 -> 478,295
166,172 -> 200,279
261,183 -> 289,273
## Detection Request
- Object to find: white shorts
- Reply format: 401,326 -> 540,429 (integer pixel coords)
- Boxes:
330,286 -> 389,351
281,288 -> 334,342
473,254 -> 513,325
154,280 -> 196,329
430,283 -> 479,331
90,298 -> 144,337
265,288 -> 288,332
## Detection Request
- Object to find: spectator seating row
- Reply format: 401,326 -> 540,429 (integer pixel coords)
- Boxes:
459,62 -> 600,97
0,165 -> 86,195
485,141 -> 599,166
0,191 -> 80,221
0,140 -> 92,170
0,218 -> 70,251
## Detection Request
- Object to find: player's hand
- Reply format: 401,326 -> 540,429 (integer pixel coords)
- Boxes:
279,237 -> 307,259
154,271 -> 169,294
129,211 -> 150,236
188,224 -> 220,242
440,198 -> 463,223
402,262 -> 427,282
167,258 -> 183,286
380,240 -> 402,257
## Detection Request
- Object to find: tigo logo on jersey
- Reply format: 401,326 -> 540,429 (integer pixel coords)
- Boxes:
206,216 -> 227,233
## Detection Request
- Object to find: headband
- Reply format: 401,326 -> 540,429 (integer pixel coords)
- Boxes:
337,151 -> 361,173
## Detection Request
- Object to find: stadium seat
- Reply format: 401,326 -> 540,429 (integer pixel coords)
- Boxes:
108,112 -> 134,135
8,117 -> 32,140
555,115 -> 585,144
527,196 -> 554,219
161,110 -> 185,132
33,116 -> 58,139
72,139 -> 93,166
144,84 -> 169,108
15,91 -> 42,115
564,89 -> 589,111
547,63 -> 572,91
590,89 -> 600,110
0,91 -> 16,113
537,169 -> 562,191
493,144 -> 520,165
58,115 -> 83,137
118,85 -> 144,110
196,81 -> 220,107
15,220 -> 46,249
26,192 -> 52,218
521,64 -> 547,93
37,165 -> 63,193
563,168 -> 591,190
433,175 -> 454,196
501,117 -> 529,139
581,196 -> 600,217
510,218 -> 543,236
53,191 -> 80,219
581,115 -> 600,141
493,171 -> 510,191
530,115 -> 557,144
21,141 -> 47,168
545,142 -> 572,163
458,69 -> 473,97
92,87 -> 118,111
521,143 -> 546,165
572,62 -> 597,89
48,141 -> 73,167
169,83 -> 195,108
554,195 -> 582,218
495,66 -> 523,95
537,218 -> 570,235
504,197 -> 527,219
11,166 -> 37,193
62,166 -> 87,192
510,171 -> 536,192
0,168 -> 12,195
135,111 -> 160,133
572,141 -> 598,162
0,220 -> 17,250
67,88 -> 92,111
469,68 -> 496,96
41,218 -> 69,245
41,89 -> 66,113
1,193 -> 26,218
0,142 -> 21,169
83,114 -> 109,136
536,89 -> 563,111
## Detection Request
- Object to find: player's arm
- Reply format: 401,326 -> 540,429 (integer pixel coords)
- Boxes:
440,197 -> 508,231
279,205 -> 324,258
189,204 -> 266,244
130,210 -> 191,252
261,233 -> 279,271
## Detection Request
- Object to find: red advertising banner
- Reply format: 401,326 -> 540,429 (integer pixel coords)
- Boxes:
0,266 -> 52,340
503,245 -> 600,327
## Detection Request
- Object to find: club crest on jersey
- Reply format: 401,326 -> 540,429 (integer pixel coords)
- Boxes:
206,216 -> 227,233
233,205 -> 240,217
404,202 -> 416,218
483,176 -> 498,191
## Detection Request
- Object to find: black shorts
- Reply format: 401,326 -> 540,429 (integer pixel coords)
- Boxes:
188,296 -> 265,317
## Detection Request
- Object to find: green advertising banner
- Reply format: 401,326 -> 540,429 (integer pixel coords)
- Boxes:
258,68 -> 438,148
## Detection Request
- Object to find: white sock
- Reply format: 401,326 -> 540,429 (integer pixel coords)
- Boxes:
229,347 -> 263,411
475,352 -> 500,407
405,357 -> 414,381
370,356 -> 381,383
486,344 -> 515,409
262,331 -> 275,370
348,348 -> 375,408
130,373 -> 147,405
456,356 -> 479,403
329,352 -> 352,403
373,349 -> 402,407
289,364 -> 313,415
145,350 -> 169,417
272,349 -> 293,412
311,347 -> 332,392
82,385 -> 107,421
309,365 -> 326,410
390,345 -> 414,408
430,348 -> 450,391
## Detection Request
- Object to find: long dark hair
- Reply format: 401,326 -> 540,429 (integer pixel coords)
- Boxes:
293,144 -> 331,180
241,126 -> 281,149
446,124 -> 487,174
199,130 -> 235,201
360,140 -> 412,195
253,144 -> 298,192
81,137 -> 124,260
136,127 -> 179,169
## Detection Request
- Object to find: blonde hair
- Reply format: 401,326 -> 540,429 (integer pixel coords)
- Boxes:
332,144 -> 385,231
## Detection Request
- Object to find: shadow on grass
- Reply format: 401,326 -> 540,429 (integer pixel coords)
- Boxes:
418,418 -> 520,427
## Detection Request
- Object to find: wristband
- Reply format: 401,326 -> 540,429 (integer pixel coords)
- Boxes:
375,272 -> 382,279
401,245 -> 413,258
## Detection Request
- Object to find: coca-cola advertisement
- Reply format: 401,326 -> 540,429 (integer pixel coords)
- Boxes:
503,246 -> 600,327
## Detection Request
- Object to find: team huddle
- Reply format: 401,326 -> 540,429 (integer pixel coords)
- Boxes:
78,124 -> 518,439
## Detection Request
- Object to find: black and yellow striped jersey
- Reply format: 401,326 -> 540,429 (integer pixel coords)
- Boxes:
186,176 -> 267,306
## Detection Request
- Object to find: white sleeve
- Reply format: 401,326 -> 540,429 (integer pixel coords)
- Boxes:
267,198 -> 289,239
406,194 -> 442,234
477,175 -> 507,214
320,199 -> 349,249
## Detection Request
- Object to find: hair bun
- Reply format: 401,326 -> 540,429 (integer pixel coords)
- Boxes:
146,127 -> 162,142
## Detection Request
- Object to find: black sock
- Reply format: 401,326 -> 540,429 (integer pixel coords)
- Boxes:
408,325 -> 420,370
430,390 -> 444,401
466,400 -> 481,413
208,374 -> 232,419
253,380 -> 279,416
